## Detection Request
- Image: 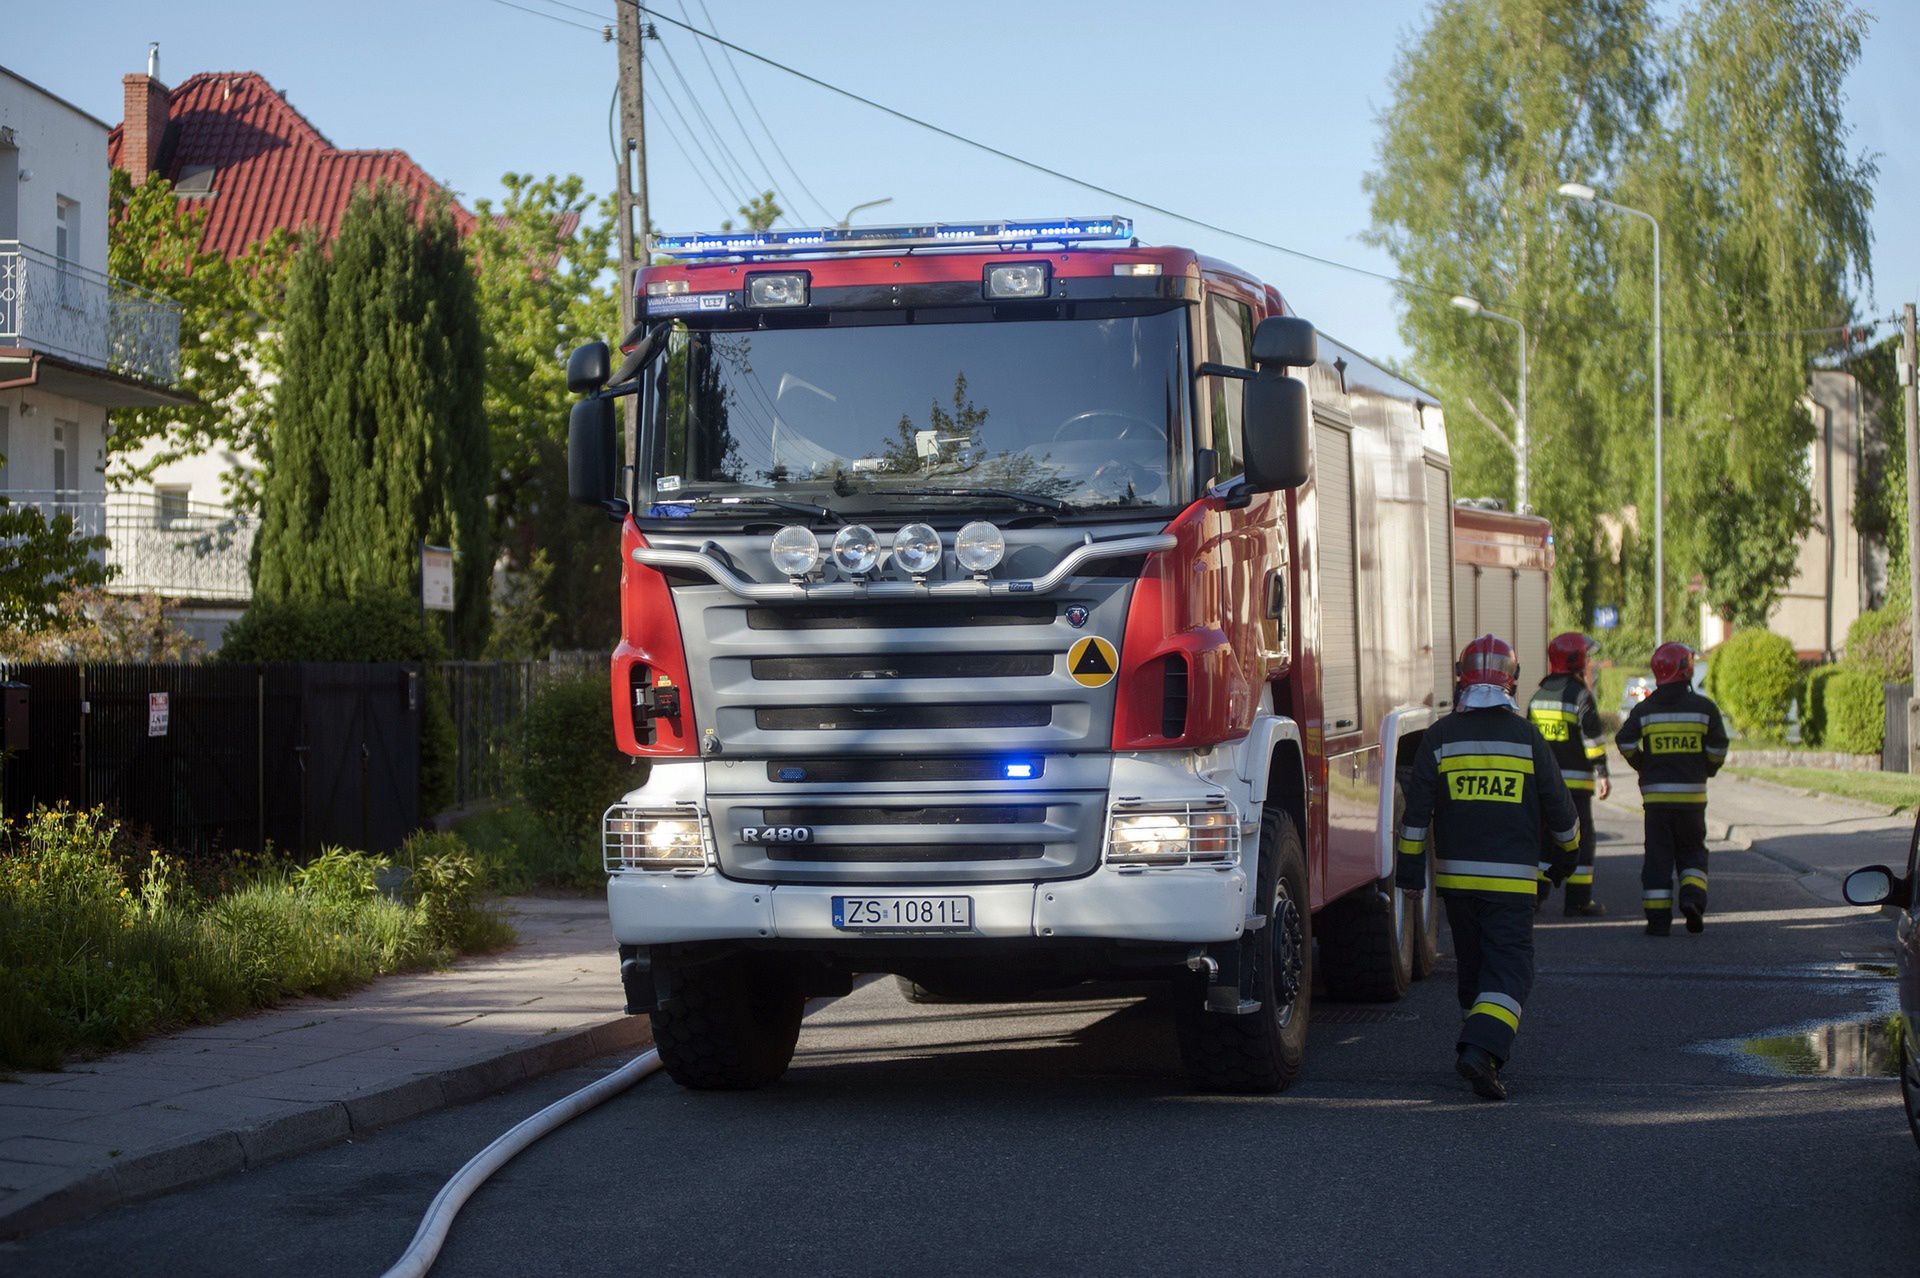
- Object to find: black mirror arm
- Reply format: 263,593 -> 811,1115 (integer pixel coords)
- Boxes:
600,497 -> 631,522
1196,361 -> 1255,382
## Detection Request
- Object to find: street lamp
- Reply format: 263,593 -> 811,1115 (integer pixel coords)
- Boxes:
1451,295 -> 1529,513
1557,179 -> 1664,644
837,197 -> 893,228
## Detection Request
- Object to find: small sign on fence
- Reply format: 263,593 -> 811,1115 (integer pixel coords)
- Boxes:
147,692 -> 170,738
422,544 -> 456,613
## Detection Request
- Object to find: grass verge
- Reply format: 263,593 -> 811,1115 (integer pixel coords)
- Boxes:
0,809 -> 514,1071
1726,766 -> 1920,812
455,802 -> 603,893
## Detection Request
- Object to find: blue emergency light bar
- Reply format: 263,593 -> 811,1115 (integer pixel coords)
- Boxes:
654,216 -> 1135,260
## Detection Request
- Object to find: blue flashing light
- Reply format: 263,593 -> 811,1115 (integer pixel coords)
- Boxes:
1003,762 -> 1036,780
655,216 -> 1134,260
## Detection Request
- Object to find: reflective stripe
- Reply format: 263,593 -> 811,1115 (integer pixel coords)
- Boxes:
1584,743 -> 1608,759
1644,888 -> 1673,899
1569,870 -> 1594,885
1530,707 -> 1578,722
1619,740 -> 1640,755
1564,778 -> 1596,792
1437,754 -> 1535,775
1644,899 -> 1673,910
1437,874 -> 1540,895
1644,792 -> 1709,805
1399,825 -> 1428,842
1436,859 -> 1538,880
1397,838 -> 1425,856
1643,782 -> 1707,795
1705,746 -> 1728,758
1435,739 -> 1533,761
1641,712 -> 1711,725
1680,871 -> 1709,889
1561,768 -> 1594,782
1469,996 -> 1521,1031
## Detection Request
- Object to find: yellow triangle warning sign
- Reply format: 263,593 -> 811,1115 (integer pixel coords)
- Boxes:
1067,636 -> 1118,687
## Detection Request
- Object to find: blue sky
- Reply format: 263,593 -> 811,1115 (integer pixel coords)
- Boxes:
9,0 -> 1915,361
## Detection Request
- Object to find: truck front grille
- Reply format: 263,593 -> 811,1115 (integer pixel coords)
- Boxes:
754,703 -> 1051,732
751,653 -> 1051,681
766,843 -> 1046,862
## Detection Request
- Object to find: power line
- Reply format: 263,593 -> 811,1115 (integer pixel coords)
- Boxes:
672,0 -> 798,225
643,85 -> 732,219
650,32 -> 761,208
485,0 -> 604,33
648,70 -> 750,209
695,0 -> 836,224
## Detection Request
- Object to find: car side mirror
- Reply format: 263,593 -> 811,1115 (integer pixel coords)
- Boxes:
1251,315 -> 1317,369
1243,375 -> 1310,492
566,340 -> 612,394
1843,865 -> 1909,909
568,397 -> 619,510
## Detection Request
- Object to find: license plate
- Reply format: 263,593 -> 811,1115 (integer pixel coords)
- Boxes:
831,895 -> 974,933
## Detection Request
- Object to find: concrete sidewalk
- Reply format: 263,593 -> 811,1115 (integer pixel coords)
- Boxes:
0,896 -> 647,1239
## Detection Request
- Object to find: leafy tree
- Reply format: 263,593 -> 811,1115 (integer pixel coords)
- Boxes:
254,185 -> 490,653
722,191 -> 782,233
466,175 -> 619,652
106,170 -> 292,510
1367,0 -> 1875,640
0,506 -> 111,632
0,588 -> 203,661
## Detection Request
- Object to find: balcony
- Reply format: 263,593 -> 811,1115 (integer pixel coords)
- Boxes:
0,241 -> 181,386
3,490 -> 255,603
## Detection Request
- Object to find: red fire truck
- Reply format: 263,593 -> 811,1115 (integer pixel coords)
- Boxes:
565,216 -> 1469,1093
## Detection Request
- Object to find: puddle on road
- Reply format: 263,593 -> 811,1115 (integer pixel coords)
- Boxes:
1708,1012 -> 1908,1079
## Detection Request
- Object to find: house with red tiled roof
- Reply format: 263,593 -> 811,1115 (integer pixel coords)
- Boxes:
108,68 -> 472,259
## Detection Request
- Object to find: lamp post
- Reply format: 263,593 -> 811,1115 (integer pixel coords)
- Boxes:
1451,295 -> 1529,513
837,197 -> 893,228
1557,180 -> 1663,645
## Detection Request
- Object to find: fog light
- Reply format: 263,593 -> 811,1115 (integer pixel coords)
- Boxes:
985,263 -> 1050,299
832,524 -> 880,575
892,523 -> 942,576
1106,802 -> 1241,868
955,520 -> 1005,573
747,271 -> 809,308
605,806 -> 709,871
770,525 -> 821,577
1111,813 -> 1188,860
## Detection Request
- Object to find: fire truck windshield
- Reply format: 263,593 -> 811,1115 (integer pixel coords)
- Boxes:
644,309 -> 1186,516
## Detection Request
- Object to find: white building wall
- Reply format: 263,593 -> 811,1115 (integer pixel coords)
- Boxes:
0,67 -> 110,275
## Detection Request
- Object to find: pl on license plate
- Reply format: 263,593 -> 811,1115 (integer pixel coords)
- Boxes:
831,895 -> 974,933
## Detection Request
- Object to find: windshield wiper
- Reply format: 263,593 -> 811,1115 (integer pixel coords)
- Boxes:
651,494 -> 837,520
879,486 -> 1075,514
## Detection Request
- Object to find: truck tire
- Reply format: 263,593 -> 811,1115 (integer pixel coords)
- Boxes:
651,956 -> 805,1090
1318,784 -> 1413,1002
1175,805 -> 1311,1093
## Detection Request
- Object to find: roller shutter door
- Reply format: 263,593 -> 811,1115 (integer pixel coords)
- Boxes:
1514,568 -> 1550,692
1316,422 -> 1359,732
1425,466 -> 1454,709
1453,563 -> 1475,670
1477,565 -> 1514,651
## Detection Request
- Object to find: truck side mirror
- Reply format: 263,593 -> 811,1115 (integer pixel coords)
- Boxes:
566,341 -> 612,394
568,397 -> 619,509
1242,374 -> 1310,491
1251,315 -> 1317,369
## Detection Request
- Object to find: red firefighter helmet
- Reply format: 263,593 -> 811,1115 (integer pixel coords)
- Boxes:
1547,632 -> 1598,675
1650,642 -> 1695,687
1456,633 -> 1520,693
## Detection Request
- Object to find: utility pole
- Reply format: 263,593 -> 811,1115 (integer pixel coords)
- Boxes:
1901,302 -> 1919,771
614,3 -> 651,465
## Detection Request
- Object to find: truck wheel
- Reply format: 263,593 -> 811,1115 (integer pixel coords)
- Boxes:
1175,805 -> 1311,1093
651,956 -> 805,1090
1318,785 -> 1413,1002
1411,841 -> 1440,980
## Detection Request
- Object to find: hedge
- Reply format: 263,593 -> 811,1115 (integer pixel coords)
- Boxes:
1803,664 -> 1885,756
1705,629 -> 1799,743
219,592 -> 457,814
1845,601 -> 1910,683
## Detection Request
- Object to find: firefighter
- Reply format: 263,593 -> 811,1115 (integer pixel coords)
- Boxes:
1528,633 -> 1612,917
1398,634 -> 1581,1101
1615,642 -> 1729,935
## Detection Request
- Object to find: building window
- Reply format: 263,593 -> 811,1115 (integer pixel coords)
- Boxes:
156,484 -> 191,526
0,405 -> 10,493
55,197 -> 80,306
174,164 -> 217,197
53,419 -> 73,495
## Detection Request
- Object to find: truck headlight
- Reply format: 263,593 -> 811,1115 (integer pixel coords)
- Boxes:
605,805 -> 710,871
1106,801 -> 1240,868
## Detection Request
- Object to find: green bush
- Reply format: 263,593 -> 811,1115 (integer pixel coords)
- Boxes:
513,672 -> 638,855
1801,664 -> 1842,746
1705,630 -> 1800,743
218,592 -> 457,815
455,803 -> 600,892
0,807 -> 513,1071
1817,668 -> 1885,756
1845,601 -> 1910,683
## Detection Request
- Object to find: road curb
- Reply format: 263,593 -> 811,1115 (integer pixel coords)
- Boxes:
1718,770 -> 1905,819
0,1014 -> 652,1241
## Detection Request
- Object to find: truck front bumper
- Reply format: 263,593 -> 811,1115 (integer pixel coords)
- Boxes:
607,866 -> 1247,946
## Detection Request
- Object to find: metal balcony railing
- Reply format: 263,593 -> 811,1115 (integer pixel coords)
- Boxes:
2,490 -> 255,602
0,241 -> 182,385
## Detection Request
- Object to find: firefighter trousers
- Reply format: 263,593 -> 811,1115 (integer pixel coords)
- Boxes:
1536,790 -> 1599,912
1642,806 -> 1709,933
1444,894 -> 1535,1064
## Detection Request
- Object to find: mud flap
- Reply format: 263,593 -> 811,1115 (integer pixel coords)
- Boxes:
1203,914 -> 1265,1015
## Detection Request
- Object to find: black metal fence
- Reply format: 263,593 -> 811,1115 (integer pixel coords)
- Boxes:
1,662 -> 423,856
436,653 -> 601,809
1885,681 -> 1912,774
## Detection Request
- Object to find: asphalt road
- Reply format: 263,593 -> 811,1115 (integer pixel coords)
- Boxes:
8,779 -> 1919,1276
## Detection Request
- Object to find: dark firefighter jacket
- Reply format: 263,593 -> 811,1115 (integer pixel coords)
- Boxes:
1615,682 -> 1730,804
1527,672 -> 1611,792
1396,704 -> 1582,898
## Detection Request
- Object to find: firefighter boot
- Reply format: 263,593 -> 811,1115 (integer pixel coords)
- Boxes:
1456,1045 -> 1506,1101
